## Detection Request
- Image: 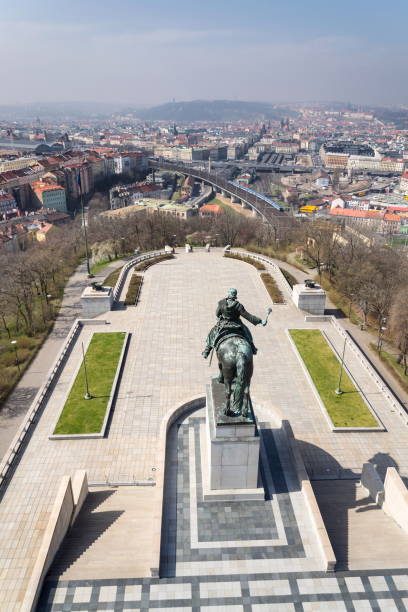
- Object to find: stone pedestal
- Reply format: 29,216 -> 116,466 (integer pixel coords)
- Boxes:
80,286 -> 113,318
292,283 -> 326,315
204,377 -> 264,501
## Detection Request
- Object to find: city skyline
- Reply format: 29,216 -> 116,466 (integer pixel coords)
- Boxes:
1,0 -> 408,107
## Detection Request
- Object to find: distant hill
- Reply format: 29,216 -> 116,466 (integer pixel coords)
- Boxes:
136,100 -> 298,122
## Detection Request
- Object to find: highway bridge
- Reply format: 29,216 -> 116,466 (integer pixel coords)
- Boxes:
149,159 -> 286,221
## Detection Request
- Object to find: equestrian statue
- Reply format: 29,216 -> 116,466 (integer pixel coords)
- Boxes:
202,288 -> 271,418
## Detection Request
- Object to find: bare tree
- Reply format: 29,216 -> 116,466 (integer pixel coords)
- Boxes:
388,288 -> 408,374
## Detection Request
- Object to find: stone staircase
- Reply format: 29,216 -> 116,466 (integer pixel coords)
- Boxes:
48,486 -> 157,580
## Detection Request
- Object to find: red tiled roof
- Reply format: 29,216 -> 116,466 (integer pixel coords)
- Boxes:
329,208 -> 401,221
200,204 -> 223,214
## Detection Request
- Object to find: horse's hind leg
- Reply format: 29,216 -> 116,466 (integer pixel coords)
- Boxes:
217,361 -> 224,384
241,386 -> 250,418
223,379 -> 232,415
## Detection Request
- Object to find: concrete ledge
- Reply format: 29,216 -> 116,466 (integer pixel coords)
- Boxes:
113,250 -> 162,301
281,420 -> 336,572
304,315 -> 332,322
231,249 -> 293,298
152,395 -> 205,577
287,329 -> 384,432
361,462 -> 384,506
71,470 -> 89,525
49,332 -> 130,440
21,475 -> 74,612
383,467 -> 408,534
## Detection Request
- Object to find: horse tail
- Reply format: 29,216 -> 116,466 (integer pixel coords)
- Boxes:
231,351 -> 248,415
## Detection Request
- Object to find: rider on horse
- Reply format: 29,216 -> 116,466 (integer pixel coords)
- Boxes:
202,288 -> 265,359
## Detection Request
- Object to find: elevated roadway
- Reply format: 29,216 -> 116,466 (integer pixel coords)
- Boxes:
149,159 -> 286,221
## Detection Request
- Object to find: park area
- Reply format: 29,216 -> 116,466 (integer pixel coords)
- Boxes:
289,329 -> 379,428
53,332 -> 126,435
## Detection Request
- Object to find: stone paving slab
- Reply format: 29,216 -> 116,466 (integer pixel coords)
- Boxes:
2,251 -> 408,609
39,569 -> 408,611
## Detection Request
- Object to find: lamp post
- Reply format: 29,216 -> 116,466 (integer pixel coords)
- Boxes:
81,342 -> 92,400
377,317 -> 387,355
335,335 -> 347,395
10,340 -> 20,374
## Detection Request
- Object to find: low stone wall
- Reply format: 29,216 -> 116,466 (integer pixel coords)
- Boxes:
21,474 -> 78,612
231,249 -> 294,298
153,396 -> 205,577
281,419 -> 336,572
383,468 -> 408,534
112,251 -> 162,302
71,470 -> 89,525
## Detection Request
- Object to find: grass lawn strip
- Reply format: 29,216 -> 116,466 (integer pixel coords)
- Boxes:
224,252 -> 265,270
53,332 -> 126,435
125,274 -> 143,305
289,329 -> 378,428
260,272 -> 284,303
103,265 -> 123,287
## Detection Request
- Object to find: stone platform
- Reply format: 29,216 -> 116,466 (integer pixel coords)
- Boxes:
292,282 -> 326,315
80,285 -> 113,318
205,377 -> 263,499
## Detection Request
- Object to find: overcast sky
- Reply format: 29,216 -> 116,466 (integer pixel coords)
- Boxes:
1,0 -> 407,107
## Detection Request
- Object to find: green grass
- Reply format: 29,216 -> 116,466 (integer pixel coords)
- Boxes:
53,332 -> 126,435
289,329 -> 378,428
279,267 -> 298,288
103,265 -> 123,287
261,273 -> 284,303
124,274 -> 143,305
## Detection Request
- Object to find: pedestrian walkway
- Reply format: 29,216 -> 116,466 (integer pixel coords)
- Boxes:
2,251 -> 408,609
0,259 -> 125,460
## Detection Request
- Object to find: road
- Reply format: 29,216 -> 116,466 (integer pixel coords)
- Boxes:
0,258 -> 125,459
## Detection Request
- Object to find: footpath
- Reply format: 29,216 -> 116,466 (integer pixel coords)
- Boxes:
0,258 -> 125,459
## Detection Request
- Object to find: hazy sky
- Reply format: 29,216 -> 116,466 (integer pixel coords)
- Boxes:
1,0 -> 407,106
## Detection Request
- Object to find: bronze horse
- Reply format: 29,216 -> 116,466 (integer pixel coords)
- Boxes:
216,335 -> 253,418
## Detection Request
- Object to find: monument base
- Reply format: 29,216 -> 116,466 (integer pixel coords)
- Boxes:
205,377 -> 264,501
81,285 -> 113,318
292,283 -> 326,315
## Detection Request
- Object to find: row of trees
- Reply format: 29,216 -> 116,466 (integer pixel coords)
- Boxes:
302,220 -> 408,373
0,223 -> 84,338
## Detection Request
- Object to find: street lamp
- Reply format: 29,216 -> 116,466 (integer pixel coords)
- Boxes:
10,340 -> 20,374
81,342 -> 92,400
335,335 -> 347,395
377,317 -> 387,354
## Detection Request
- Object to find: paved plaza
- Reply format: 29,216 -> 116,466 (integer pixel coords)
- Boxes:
1,250 -> 408,610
